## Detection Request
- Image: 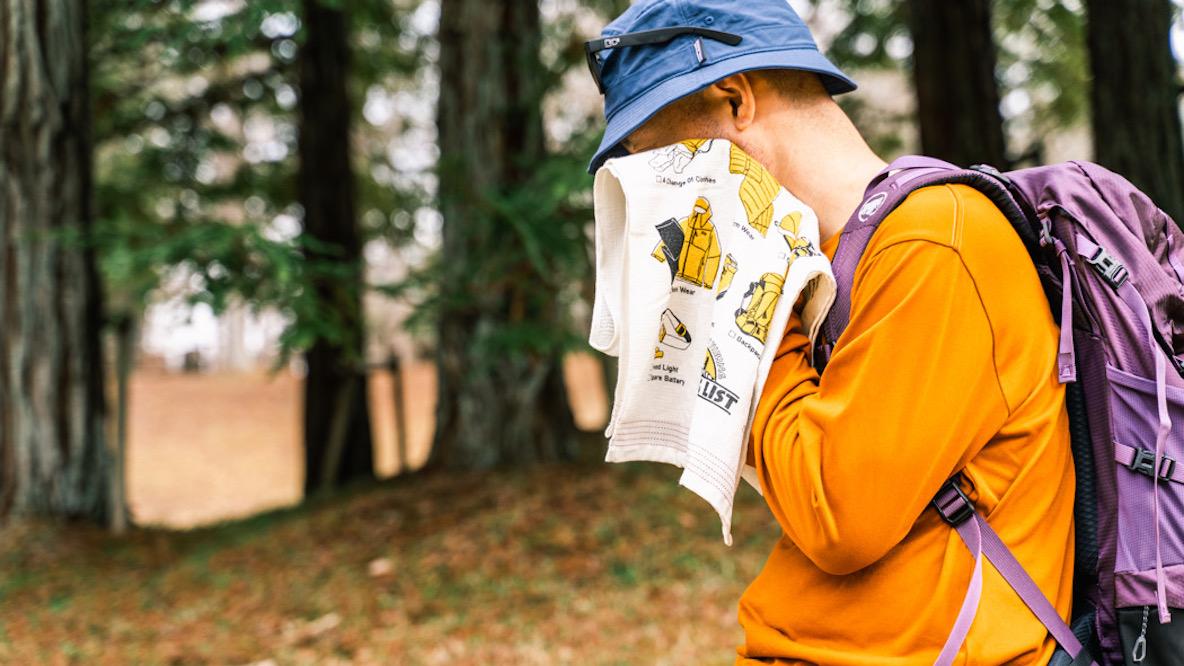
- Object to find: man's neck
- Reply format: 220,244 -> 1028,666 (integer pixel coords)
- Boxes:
760,105 -> 887,242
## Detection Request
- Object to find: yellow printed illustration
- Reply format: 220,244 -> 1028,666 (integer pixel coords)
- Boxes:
716,254 -> 737,300
648,138 -> 714,174
729,144 -> 779,236
650,197 -> 722,288
779,211 -> 802,235
703,347 -> 718,379
786,234 -> 818,260
779,211 -> 819,261
698,345 -> 740,413
735,271 -> 786,343
654,308 -> 693,358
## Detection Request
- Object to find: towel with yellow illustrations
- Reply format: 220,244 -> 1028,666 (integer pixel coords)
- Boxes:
589,139 -> 836,545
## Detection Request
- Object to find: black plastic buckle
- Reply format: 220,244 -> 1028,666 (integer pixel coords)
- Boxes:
932,477 -> 975,526
1128,448 -> 1176,480
1087,246 -> 1129,288
969,163 -> 1013,186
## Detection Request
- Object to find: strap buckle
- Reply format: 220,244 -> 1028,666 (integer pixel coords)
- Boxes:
1086,246 -> 1129,288
1038,217 -> 1055,248
932,476 -> 975,526
1128,448 -> 1176,480
969,163 -> 1013,186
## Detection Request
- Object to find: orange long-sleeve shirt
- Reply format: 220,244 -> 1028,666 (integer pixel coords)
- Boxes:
736,184 -> 1075,665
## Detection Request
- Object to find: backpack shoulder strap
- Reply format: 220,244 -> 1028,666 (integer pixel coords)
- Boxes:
934,479 -> 1095,665
815,156 -> 1034,369
817,157 -> 1094,662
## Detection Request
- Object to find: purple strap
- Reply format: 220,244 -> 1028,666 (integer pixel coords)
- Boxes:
877,154 -> 960,176
947,514 -> 1093,664
829,160 -> 1098,660
1115,442 -> 1184,484
1051,238 -> 1077,383
935,516 -> 984,665
1152,336 -> 1173,625
821,157 -> 960,346
1077,234 -> 1175,624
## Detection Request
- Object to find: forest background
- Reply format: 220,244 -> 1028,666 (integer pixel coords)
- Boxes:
2,0 -> 1182,663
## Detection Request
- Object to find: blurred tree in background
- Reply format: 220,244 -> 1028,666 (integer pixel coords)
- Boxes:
815,0 -> 1092,165
428,0 -> 583,469
297,0 -> 374,494
906,0 -> 1008,166
89,0 -> 425,500
3,0 -> 1183,526
1086,0 -> 1184,225
7,1 -> 1184,661
0,0 -> 110,523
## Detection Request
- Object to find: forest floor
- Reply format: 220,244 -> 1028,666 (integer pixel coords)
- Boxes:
0,462 -> 779,665
125,354 -> 609,528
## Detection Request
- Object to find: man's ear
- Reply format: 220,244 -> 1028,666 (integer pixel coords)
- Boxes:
699,73 -> 758,132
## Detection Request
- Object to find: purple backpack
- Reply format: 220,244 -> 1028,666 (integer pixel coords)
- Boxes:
814,156 -> 1184,666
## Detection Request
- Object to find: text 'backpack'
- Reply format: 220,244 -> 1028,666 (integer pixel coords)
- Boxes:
813,156 -> 1184,666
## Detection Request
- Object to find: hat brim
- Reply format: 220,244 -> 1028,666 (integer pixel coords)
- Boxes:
587,48 -> 856,174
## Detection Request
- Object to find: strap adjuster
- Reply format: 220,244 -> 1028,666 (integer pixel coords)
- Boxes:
932,477 -> 975,526
1086,246 -> 1129,288
1128,448 -> 1176,480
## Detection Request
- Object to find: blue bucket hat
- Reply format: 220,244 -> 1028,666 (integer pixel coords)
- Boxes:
585,0 -> 856,174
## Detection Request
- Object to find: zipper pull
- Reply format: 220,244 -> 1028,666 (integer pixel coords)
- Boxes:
1132,605 -> 1149,663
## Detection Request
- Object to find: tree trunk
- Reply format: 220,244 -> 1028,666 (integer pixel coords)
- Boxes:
109,315 -> 135,533
297,0 -> 373,495
906,0 -> 1009,167
1086,0 -> 1184,227
0,0 -> 110,522
387,354 -> 408,474
429,0 -> 579,469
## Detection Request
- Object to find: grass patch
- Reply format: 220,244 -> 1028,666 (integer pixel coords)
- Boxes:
0,461 -> 779,665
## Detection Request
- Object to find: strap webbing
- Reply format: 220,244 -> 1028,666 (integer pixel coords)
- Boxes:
1115,442 -> 1184,484
944,513 -> 1096,665
935,516 -> 984,665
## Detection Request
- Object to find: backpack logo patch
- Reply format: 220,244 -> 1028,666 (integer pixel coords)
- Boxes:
858,192 -> 887,221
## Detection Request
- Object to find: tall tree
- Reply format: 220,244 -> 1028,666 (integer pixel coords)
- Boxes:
906,0 -> 1009,167
0,0 -> 110,522
1085,0 -> 1184,226
430,0 -> 579,469
297,0 -> 374,493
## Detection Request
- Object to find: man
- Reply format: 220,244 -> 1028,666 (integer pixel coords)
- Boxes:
585,1 -> 1075,664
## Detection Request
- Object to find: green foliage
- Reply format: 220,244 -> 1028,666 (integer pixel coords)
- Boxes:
814,0 -> 909,70
399,1 -> 625,369
811,0 -> 1091,162
90,0 -> 427,363
994,0 -> 1089,160
412,130 -> 599,365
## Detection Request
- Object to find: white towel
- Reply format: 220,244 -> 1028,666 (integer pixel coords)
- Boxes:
589,138 -> 836,545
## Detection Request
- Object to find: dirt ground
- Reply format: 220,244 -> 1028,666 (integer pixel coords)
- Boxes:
128,353 -> 610,527
0,462 -> 777,665
1,354 -> 777,665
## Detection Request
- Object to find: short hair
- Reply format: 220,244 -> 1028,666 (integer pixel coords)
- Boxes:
631,69 -> 830,146
662,68 -> 826,118
751,68 -> 829,102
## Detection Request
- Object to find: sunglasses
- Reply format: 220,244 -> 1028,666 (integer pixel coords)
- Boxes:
584,26 -> 743,95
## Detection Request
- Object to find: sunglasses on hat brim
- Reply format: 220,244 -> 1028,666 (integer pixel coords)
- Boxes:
584,26 -> 743,95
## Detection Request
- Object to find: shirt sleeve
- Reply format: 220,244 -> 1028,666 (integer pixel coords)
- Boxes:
748,238 -> 1011,575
